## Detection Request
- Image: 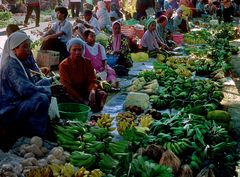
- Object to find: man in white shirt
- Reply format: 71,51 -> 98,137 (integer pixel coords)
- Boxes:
41,6 -> 72,60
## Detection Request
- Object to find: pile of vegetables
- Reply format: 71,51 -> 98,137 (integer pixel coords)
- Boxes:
0,11 -> 14,28
184,30 -> 210,45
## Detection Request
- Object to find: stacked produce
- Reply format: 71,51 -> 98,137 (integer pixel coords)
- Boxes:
184,30 -> 209,45
147,113 -> 238,176
1,19 -> 240,177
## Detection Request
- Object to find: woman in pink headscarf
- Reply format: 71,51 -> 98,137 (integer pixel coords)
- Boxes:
106,21 -> 132,68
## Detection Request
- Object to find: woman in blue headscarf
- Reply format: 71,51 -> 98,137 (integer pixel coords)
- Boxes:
0,31 -> 52,148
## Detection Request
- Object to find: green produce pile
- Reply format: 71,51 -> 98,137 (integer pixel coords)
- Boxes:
27,22 -> 240,177
0,11 -> 14,28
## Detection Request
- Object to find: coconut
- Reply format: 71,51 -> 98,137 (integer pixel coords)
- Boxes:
142,144 -> 165,163
159,150 -> 181,174
178,164 -> 193,177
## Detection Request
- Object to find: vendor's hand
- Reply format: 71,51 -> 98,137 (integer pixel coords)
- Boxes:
161,43 -> 168,49
89,90 -> 96,107
42,36 -> 51,42
40,67 -> 50,76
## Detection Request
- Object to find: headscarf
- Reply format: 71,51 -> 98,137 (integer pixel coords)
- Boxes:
112,21 -> 121,52
157,15 -> 167,24
97,1 -> 106,9
145,17 -> 156,29
166,9 -> 173,18
109,11 -> 118,19
176,8 -> 183,14
1,31 -> 30,78
66,38 -> 85,55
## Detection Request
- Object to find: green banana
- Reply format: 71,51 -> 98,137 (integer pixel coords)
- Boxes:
189,160 -> 200,170
55,126 -> 75,140
191,153 -> 202,165
99,153 -> 119,170
175,142 -> 184,154
212,142 -> 227,152
85,141 -> 105,153
71,155 -> 96,168
90,127 -> 109,140
65,125 -> 86,135
108,141 -> 129,155
62,144 -> 84,151
82,133 -> 97,143
57,134 -> 81,146
170,142 -> 180,155
71,151 -> 92,160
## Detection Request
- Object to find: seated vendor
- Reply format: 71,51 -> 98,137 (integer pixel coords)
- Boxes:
6,24 -> 49,78
173,8 -> 190,33
106,21 -> 132,68
59,38 -> 107,112
40,6 -> 72,60
0,31 -> 52,149
83,29 -> 118,87
156,15 -> 176,49
141,18 -> 168,58
196,0 -> 208,16
96,1 -> 111,30
76,9 -> 101,35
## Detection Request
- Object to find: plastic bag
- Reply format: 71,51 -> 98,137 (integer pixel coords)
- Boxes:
97,71 -> 107,80
131,52 -> 149,62
48,97 -> 60,120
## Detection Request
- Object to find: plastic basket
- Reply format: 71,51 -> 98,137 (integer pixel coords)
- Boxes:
58,103 -> 91,122
106,55 -> 118,67
172,33 -> 184,46
135,28 -> 144,38
121,25 -> 136,39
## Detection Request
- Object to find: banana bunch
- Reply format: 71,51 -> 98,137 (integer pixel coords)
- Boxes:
61,163 -> 75,177
70,151 -> 96,168
163,138 -> 192,155
81,133 -> 97,143
139,114 -> 153,128
85,141 -> 105,153
96,114 -> 114,130
75,167 -> 90,177
175,66 -> 192,77
54,125 -> 85,151
117,120 -> 135,135
116,111 -> 136,122
184,37 -> 206,45
117,111 -> 137,135
99,81 -> 112,92
99,153 -> 119,172
89,169 -> 104,177
89,127 -> 110,140
155,69 -> 165,77
108,140 -> 129,155
189,153 -> 203,171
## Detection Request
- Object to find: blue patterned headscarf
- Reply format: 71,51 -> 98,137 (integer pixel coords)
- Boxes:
66,38 -> 86,55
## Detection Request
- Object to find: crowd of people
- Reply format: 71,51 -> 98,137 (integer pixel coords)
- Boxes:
0,0 -> 239,149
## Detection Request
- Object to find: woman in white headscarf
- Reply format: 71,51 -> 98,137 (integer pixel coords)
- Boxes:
96,1 -> 111,30
0,31 -> 52,146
